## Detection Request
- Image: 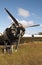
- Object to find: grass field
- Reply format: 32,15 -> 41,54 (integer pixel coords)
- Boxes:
0,42 -> 42,65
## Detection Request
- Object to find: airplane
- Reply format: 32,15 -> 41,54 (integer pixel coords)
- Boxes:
0,8 -> 40,53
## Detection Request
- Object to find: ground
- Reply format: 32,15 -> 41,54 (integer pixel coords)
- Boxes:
0,42 -> 42,65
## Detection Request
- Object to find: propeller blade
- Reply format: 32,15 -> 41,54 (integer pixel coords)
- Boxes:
28,24 -> 40,27
5,8 -> 19,26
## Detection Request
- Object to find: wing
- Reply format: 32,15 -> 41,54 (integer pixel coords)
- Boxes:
5,8 -> 19,26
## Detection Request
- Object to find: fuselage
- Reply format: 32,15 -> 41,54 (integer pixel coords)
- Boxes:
2,23 -> 25,45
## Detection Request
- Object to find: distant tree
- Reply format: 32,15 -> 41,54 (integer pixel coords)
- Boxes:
32,34 -> 34,37
38,32 -> 42,35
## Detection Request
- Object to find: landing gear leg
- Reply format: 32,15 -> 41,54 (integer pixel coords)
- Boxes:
3,42 -> 7,53
15,42 -> 18,52
10,45 -> 14,53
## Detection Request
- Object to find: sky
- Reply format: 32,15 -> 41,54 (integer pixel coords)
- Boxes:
0,0 -> 42,35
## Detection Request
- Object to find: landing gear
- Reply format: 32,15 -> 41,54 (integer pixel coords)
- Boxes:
3,45 -> 14,53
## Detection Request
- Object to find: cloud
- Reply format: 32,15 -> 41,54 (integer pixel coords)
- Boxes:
8,16 -> 34,28
8,16 -> 42,28
18,8 -> 30,17
40,24 -> 42,27
18,19 -> 34,28
8,14 -> 34,28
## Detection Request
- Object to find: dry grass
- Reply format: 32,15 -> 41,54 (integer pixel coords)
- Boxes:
0,42 -> 42,65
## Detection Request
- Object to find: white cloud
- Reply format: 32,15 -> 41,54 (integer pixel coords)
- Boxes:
40,24 -> 42,27
18,8 -> 30,17
18,20 -> 34,28
8,16 -> 34,28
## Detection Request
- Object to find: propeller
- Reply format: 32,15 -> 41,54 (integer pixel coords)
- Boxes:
28,24 -> 40,28
5,8 -> 19,26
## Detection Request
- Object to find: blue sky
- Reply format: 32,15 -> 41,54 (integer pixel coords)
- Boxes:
0,0 -> 42,35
